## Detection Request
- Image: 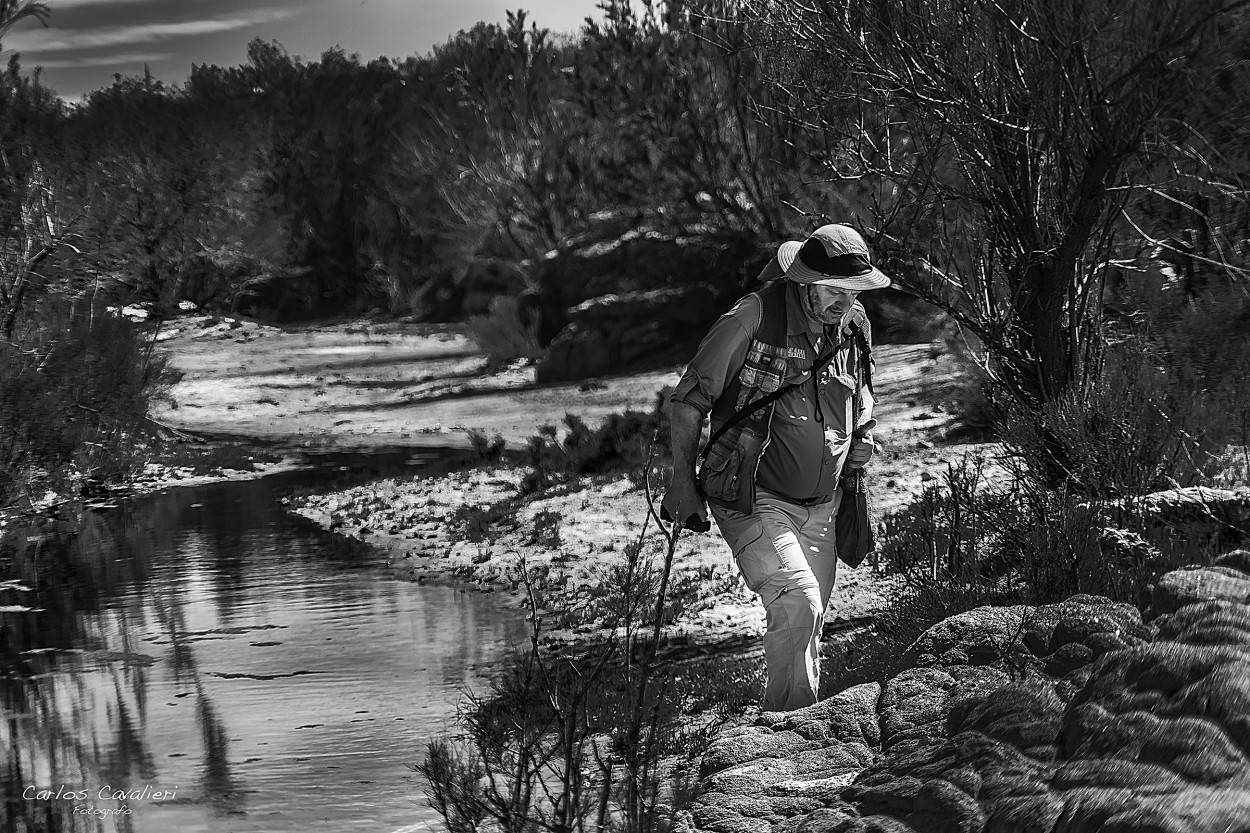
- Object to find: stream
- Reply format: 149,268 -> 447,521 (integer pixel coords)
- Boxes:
1,450 -> 526,833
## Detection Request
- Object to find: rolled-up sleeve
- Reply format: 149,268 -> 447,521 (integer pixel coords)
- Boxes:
670,295 -> 759,415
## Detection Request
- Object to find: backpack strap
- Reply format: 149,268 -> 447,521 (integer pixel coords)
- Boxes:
846,305 -> 874,395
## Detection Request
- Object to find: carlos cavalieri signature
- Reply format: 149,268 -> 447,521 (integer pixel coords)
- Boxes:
25,784 -> 180,813
25,785 -> 179,801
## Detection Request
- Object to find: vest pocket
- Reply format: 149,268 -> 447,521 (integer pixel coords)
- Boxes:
739,364 -> 785,393
698,442 -> 743,504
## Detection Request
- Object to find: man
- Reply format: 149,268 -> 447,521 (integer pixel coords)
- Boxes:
661,223 -> 890,712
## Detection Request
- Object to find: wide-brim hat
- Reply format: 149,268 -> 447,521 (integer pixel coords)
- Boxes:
778,224 -> 892,291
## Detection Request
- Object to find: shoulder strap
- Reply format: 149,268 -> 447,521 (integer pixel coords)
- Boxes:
850,326 -> 866,439
846,304 -> 873,395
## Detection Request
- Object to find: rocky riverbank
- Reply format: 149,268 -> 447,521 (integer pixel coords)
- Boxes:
288,465 -> 901,648
681,552 -> 1250,833
149,314 -> 1250,832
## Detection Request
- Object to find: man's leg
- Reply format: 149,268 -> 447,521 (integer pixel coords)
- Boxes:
711,491 -> 839,712
795,492 -> 840,698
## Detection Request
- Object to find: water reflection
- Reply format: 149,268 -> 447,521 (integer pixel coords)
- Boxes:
1,458 -> 524,833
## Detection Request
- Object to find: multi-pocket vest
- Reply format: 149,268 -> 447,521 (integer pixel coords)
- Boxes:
698,281 -> 870,514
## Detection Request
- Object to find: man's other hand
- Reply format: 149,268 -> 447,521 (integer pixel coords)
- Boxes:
660,479 -> 710,533
847,438 -> 875,469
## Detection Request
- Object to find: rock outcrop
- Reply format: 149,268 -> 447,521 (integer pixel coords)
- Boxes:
529,225 -> 767,381
537,284 -> 720,382
686,551 -> 1250,833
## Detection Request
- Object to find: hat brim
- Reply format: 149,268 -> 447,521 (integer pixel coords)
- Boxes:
778,240 -> 892,291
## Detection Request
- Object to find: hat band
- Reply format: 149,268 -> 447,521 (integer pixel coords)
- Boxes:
797,245 -> 873,278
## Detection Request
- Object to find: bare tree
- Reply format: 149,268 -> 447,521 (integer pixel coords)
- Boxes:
753,0 -> 1249,411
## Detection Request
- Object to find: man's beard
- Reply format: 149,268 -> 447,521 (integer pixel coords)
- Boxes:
803,298 -> 846,326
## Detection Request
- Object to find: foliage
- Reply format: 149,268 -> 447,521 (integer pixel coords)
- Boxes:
521,394 -> 672,494
527,509 -> 563,549
58,81 -> 268,314
752,0 -> 1250,477
464,295 -> 542,369
449,499 -> 520,544
421,491 -> 730,833
1002,346 -> 1234,498
465,427 -> 507,463
1,6 -> 178,509
1004,277 -> 1250,497
0,50 -> 70,340
0,297 -> 177,508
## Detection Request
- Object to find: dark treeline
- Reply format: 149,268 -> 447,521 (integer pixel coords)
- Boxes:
3,3 -> 820,324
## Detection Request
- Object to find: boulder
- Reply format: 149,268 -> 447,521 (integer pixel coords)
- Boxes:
701,727 -> 821,778
901,606 -> 1028,669
758,682 -> 882,746
1150,562 -> 1250,618
530,223 -> 764,313
525,222 -> 766,355
689,553 -> 1250,833
1131,487 -> 1250,531
536,284 -> 722,382
878,668 -> 957,751
1087,488 -> 1250,553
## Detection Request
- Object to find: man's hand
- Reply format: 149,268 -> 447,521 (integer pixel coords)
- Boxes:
661,478 -> 710,533
847,437 -> 875,469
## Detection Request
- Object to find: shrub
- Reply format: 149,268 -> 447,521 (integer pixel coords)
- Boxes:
448,499 -> 519,544
0,296 -> 178,508
880,456 -> 1010,589
420,499 -> 721,833
1003,345 -> 1232,498
526,509 -> 562,549
464,295 -> 542,370
1001,277 -> 1250,498
878,443 -> 1243,630
465,428 -> 506,463
520,390 -> 672,494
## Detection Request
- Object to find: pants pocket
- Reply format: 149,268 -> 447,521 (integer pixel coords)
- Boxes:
718,513 -> 781,594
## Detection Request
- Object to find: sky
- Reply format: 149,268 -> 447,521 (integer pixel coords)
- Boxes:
1,0 -> 608,101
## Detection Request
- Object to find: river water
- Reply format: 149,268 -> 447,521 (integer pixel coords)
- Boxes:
1,452 -> 526,833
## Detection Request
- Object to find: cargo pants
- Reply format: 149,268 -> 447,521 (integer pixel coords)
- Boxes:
711,486 -> 840,712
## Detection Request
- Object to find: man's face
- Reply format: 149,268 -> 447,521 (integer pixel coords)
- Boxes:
802,284 -> 859,326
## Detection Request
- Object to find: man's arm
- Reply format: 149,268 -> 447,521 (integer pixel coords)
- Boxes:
661,401 -> 708,529
661,295 -> 758,530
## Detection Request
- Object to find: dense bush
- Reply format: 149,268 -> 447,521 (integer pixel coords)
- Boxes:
464,296 -> 542,370
521,391 -> 673,494
0,297 -> 177,508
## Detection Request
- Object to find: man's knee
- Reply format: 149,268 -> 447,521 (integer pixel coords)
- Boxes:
766,580 -> 823,629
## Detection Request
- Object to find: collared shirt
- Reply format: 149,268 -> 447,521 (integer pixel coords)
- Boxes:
671,280 -> 876,503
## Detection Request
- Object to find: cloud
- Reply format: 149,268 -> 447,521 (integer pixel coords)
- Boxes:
6,9 -> 299,53
31,50 -> 174,68
37,0 -> 171,7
